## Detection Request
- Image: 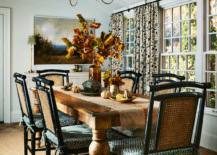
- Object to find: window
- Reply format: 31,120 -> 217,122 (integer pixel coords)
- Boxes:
205,0 -> 217,109
123,17 -> 134,71
162,2 -> 197,91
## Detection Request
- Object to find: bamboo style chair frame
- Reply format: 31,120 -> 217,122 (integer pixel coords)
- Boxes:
117,71 -> 142,93
14,73 -> 46,154
33,77 -> 89,155
143,82 -> 211,154
37,69 -> 70,86
153,73 -> 185,93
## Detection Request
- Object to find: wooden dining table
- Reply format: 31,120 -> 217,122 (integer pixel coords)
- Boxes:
30,87 -> 159,155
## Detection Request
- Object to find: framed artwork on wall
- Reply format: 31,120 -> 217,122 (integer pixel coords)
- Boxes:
34,16 -> 94,65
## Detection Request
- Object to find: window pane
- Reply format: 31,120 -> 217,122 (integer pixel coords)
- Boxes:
125,44 -> 129,55
191,20 -> 197,35
188,55 -> 195,70
210,16 -> 217,33
188,72 -> 195,81
206,91 -> 216,108
128,57 -> 133,68
165,9 -> 172,23
173,23 -> 180,37
181,4 -> 189,20
182,37 -> 189,52
126,19 -> 129,30
130,18 -> 134,30
209,0 -> 216,15
179,71 -> 185,76
173,7 -> 180,21
206,73 -> 216,89
191,2 -> 197,18
209,34 -> 217,51
179,55 -> 186,70
165,39 -> 172,53
170,56 -> 177,70
125,31 -> 129,42
191,36 -> 197,52
173,38 -> 180,53
181,21 -> 189,36
165,24 -> 172,37
130,43 -> 134,54
162,56 -> 169,69
130,31 -> 134,42
206,54 -> 216,71
188,89 -> 195,92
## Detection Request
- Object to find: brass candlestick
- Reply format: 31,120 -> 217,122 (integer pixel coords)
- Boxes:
28,35 -> 36,73
28,44 -> 34,73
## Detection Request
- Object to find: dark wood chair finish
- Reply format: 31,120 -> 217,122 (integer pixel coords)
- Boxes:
32,77 -> 90,155
144,82 -> 211,154
14,73 -> 46,155
152,73 -> 185,93
117,71 -> 142,93
109,82 -> 211,155
37,69 -> 70,86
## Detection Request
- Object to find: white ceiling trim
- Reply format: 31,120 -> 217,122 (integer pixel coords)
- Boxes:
159,0 -> 196,9
112,0 -> 156,14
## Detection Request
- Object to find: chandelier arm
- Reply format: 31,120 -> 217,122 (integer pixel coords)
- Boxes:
101,0 -> 113,4
69,0 -> 78,6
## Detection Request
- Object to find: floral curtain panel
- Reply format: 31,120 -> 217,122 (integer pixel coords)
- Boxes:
134,2 -> 159,95
109,13 -> 124,75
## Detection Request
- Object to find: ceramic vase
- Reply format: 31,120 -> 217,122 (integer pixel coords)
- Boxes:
110,85 -> 119,96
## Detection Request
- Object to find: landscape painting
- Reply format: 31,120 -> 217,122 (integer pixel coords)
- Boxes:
34,16 -> 94,64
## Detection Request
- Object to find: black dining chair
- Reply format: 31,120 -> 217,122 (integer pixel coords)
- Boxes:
14,73 -> 78,155
152,73 -> 185,95
37,69 -> 70,86
32,76 -> 126,155
109,82 -> 211,155
117,71 -> 142,93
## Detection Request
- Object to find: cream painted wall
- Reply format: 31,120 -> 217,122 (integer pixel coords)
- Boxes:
0,0 -> 112,122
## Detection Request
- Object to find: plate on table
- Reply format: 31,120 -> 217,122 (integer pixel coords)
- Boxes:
79,90 -> 101,96
109,96 -> 136,103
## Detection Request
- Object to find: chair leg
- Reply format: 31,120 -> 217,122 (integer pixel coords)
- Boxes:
45,139 -> 51,155
24,126 -> 28,155
31,132 -> 36,155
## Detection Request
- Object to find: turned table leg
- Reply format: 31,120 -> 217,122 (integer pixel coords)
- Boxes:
32,90 -> 41,149
89,129 -> 110,155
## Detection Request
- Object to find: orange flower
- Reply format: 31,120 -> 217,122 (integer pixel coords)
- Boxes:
90,22 -> 101,29
62,14 -> 125,67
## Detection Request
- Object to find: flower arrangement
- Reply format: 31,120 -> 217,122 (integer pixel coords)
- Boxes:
102,70 -> 125,87
102,69 -> 112,85
62,14 -> 125,67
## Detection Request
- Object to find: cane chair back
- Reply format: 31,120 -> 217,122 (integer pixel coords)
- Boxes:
33,77 -> 64,145
118,71 -> 142,93
37,69 -> 70,86
14,73 -> 34,124
153,73 -> 185,95
144,82 -> 211,154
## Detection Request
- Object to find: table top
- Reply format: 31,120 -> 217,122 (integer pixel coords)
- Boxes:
30,87 -> 159,131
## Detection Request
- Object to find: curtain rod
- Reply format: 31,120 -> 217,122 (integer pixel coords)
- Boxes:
111,0 -> 161,15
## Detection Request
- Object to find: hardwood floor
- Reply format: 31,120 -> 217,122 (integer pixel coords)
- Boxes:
0,123 -> 217,155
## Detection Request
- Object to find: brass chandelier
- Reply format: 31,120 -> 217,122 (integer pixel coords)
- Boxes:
69,0 -> 113,6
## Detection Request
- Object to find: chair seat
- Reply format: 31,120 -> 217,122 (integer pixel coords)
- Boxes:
112,124 -> 157,138
109,137 -> 201,155
23,111 -> 77,129
45,124 -> 126,150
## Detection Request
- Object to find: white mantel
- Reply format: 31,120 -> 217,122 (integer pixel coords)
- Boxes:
25,72 -> 104,107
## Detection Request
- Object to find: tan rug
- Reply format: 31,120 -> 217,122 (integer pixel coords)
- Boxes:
0,131 -> 56,155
